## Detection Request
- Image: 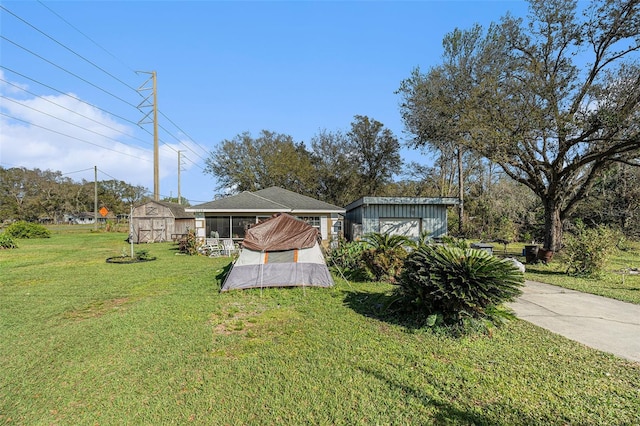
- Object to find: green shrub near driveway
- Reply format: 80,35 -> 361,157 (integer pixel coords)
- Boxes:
395,245 -> 524,331
564,222 -> 618,277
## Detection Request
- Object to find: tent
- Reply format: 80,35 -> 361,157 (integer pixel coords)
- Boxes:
220,213 -> 334,291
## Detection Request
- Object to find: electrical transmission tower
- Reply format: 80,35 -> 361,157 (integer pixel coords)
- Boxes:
137,71 -> 159,201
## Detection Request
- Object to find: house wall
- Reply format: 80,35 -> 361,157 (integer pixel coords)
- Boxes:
345,201 -> 451,241
192,212 -> 336,247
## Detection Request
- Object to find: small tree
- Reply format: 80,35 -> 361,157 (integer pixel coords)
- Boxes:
564,222 -> 617,277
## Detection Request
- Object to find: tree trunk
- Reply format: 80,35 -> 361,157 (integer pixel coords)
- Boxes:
543,199 -> 563,252
457,146 -> 464,235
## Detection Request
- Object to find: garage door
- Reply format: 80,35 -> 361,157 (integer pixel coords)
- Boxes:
380,218 -> 421,239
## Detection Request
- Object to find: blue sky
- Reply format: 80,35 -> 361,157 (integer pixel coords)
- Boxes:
1,0 -> 529,204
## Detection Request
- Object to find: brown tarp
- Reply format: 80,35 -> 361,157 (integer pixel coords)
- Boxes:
241,213 -> 319,252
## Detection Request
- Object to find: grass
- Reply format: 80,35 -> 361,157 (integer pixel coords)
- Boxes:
490,241 -> 640,304
1,230 -> 639,424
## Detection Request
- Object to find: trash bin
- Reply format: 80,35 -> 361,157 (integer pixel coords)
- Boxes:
524,244 -> 539,264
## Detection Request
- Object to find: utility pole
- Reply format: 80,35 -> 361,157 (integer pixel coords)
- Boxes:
94,165 -> 98,231
137,71 -> 159,201
177,150 -> 184,205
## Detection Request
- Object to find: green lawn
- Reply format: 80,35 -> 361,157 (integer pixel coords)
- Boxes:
492,241 -> 640,304
1,230 -> 639,425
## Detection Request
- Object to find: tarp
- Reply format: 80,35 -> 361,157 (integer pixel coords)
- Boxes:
220,214 -> 334,292
241,213 -> 319,251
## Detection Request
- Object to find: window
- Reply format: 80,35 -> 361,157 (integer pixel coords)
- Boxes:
232,216 -> 256,239
297,216 -> 320,229
206,216 -> 230,238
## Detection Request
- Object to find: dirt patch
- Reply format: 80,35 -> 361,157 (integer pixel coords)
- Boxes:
209,305 -> 263,335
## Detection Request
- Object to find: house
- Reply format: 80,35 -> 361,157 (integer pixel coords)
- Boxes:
64,211 -> 118,225
186,187 -> 345,246
344,196 -> 460,241
131,200 -> 195,243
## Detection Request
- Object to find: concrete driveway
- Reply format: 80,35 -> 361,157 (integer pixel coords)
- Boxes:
508,281 -> 640,363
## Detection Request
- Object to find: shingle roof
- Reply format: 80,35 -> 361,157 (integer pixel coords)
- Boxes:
188,187 -> 345,213
154,201 -> 195,219
254,187 -> 344,211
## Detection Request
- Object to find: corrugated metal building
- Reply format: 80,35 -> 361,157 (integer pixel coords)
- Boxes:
344,197 -> 459,241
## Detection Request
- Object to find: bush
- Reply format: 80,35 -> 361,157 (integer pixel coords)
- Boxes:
564,222 -> 617,277
4,221 -> 51,239
394,245 -> 524,332
361,233 -> 411,283
0,233 -> 18,249
326,239 -> 371,281
178,230 -> 199,255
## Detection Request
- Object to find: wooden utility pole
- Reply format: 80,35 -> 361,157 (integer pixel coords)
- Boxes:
137,71 -> 159,201
94,165 -> 98,231
177,150 -> 184,205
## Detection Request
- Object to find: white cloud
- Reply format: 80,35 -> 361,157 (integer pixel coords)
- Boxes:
0,77 -> 180,192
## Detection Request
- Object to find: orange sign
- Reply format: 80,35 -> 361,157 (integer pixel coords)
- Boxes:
99,207 -> 109,217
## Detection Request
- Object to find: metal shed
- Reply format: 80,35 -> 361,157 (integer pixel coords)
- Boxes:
344,197 -> 460,241
131,200 -> 195,243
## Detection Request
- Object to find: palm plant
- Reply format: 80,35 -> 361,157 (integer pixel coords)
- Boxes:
395,244 -> 524,329
361,233 -> 411,282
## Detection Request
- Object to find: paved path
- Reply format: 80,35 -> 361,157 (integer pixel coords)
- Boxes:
507,281 -> 640,363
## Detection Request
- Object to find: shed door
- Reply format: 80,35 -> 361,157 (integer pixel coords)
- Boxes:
380,219 -> 421,239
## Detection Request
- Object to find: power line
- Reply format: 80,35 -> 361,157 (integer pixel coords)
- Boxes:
0,111 -> 152,162
36,1 -> 137,74
1,65 -> 140,127
1,95 -> 152,151
1,4 -> 140,94
159,110 -> 210,157
0,77 -> 152,147
61,167 -> 95,176
1,5 -> 210,180
1,35 -> 139,110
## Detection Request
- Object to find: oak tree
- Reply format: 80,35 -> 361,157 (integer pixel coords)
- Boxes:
399,0 -> 640,251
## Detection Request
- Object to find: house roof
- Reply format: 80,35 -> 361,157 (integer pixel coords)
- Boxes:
137,200 -> 195,219
187,187 -> 345,214
158,201 -> 196,219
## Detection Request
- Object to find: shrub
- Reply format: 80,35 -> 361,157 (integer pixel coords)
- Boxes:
0,233 -> 18,249
564,222 -> 617,277
326,239 -> 371,281
134,249 -> 153,261
361,233 -> 411,283
4,221 -> 51,239
178,230 -> 199,255
394,245 -> 524,331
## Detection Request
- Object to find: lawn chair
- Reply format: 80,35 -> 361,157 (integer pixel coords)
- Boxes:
221,239 -> 239,256
202,238 -> 222,257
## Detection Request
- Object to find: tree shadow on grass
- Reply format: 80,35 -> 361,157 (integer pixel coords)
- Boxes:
342,289 -> 431,331
357,364 -> 554,426
214,262 -> 233,290
526,268 -> 567,276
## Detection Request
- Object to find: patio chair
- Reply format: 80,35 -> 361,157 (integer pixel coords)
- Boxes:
222,239 -> 239,256
202,238 -> 222,257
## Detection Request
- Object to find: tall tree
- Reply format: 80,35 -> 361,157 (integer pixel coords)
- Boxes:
204,130 -> 318,196
399,0 -> 640,251
346,115 -> 403,197
310,129 -> 360,206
